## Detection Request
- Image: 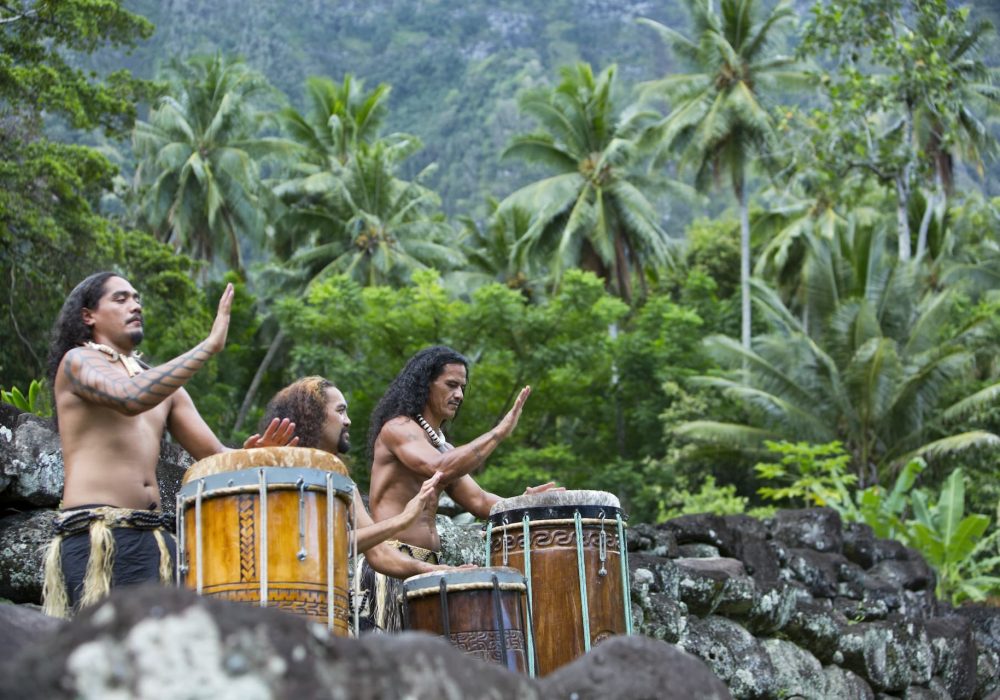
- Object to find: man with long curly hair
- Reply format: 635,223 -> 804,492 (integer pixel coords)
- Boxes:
361,345 -> 557,631
41,272 -> 295,618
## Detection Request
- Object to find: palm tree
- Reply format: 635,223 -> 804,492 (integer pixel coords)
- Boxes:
639,0 -> 803,348
498,62 -> 676,303
677,225 -> 1000,487
133,54 -> 287,274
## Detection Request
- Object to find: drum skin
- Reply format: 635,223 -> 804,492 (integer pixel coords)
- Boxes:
488,491 -> 627,675
178,447 -> 353,635
402,568 -> 530,674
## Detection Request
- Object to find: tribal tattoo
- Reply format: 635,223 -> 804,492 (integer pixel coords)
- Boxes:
63,343 -> 214,414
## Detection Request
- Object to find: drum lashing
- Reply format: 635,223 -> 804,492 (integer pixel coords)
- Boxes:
175,492 -> 186,580
258,468 -> 268,608
617,512 -> 633,635
195,479 -> 205,594
491,573 -> 509,667
326,472 -> 335,632
598,510 -> 608,577
296,477 -> 307,561
439,578 -> 451,642
521,513 -> 536,677
573,510 -> 592,653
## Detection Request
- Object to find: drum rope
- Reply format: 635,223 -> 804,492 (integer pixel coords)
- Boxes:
175,492 -> 185,580
350,484 -> 360,637
491,573 -> 509,669
617,512 -> 633,635
573,510 -> 592,653
522,513 -> 536,678
296,477 -> 307,561
326,472 -> 335,633
258,468 -> 268,608
501,516 -> 509,566
195,479 -> 204,595
598,510 -> 608,577
439,578 -> 451,643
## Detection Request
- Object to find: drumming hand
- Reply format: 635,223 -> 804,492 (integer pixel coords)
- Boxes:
401,471 -> 443,524
243,417 -> 299,449
204,283 -> 234,355
497,385 -> 531,439
524,481 -> 563,496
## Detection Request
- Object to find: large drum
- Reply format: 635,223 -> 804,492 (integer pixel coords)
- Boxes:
176,447 -> 355,634
486,490 -> 632,675
402,567 -> 533,675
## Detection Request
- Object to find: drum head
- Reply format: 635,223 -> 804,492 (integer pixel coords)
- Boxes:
403,567 -> 526,597
489,489 -> 621,521
183,446 -> 347,484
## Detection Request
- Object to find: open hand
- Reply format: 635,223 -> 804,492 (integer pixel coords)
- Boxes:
401,471 -> 443,524
204,283 -> 234,355
524,481 -> 563,496
497,385 -> 531,439
243,417 -> 299,449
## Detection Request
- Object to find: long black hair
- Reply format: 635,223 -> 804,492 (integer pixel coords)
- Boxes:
45,271 -> 120,390
261,376 -> 332,449
366,345 -> 468,456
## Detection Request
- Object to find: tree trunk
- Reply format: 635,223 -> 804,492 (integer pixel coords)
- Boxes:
233,329 -> 286,434
895,108 -> 915,261
736,178 -> 751,352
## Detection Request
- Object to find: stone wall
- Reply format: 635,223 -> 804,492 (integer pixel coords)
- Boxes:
2,403 -> 999,698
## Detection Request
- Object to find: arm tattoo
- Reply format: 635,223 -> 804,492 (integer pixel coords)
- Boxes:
64,344 -> 213,414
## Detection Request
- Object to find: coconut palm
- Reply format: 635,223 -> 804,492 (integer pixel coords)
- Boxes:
133,54 -> 287,274
498,62 -> 676,303
677,225 -> 1000,487
639,0 -> 804,348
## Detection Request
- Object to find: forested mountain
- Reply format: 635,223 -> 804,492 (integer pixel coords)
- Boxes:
95,0 -> 703,215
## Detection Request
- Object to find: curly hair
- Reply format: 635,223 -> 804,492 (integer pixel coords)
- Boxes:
46,271 -> 121,391
367,345 -> 469,456
261,376 -> 333,450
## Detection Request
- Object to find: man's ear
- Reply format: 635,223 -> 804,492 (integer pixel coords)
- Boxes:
81,307 -> 95,327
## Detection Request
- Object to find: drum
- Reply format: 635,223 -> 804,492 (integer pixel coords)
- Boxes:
402,567 -> 533,674
176,447 -> 355,634
486,490 -> 632,675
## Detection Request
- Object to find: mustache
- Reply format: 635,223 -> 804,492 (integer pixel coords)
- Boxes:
127,314 -> 142,323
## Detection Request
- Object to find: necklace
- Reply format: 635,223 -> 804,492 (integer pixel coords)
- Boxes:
83,341 -> 144,377
415,414 -> 452,452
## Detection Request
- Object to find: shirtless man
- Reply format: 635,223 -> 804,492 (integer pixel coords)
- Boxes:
41,271 -> 295,617
362,345 -> 557,630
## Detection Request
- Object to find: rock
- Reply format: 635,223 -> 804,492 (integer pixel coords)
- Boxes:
823,665 -> 876,699
541,634 -> 733,699
0,602 -> 62,661
680,615 -> 776,699
678,543 -> 721,558
783,597 -> 847,663
671,557 -> 749,617
0,509 -> 57,604
3,416 -> 63,506
868,558 -> 936,593
844,521 -> 878,569
762,637 -> 826,698
627,523 -> 679,558
837,621 -> 933,693
771,508 -> 843,554
1,584 -> 543,700
662,514 -> 730,550
438,516 -> 487,566
745,584 -> 798,635
156,440 -> 195,519
872,538 -> 909,563
784,548 -> 844,599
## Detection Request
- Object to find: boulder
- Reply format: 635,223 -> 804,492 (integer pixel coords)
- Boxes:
771,508 -> 843,554
0,509 -> 58,603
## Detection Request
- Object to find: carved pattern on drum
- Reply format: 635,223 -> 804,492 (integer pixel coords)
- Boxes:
449,629 -> 525,663
207,587 -> 350,622
490,529 -> 619,553
238,495 -> 256,581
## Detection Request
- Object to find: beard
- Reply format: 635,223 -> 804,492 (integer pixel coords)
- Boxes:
338,431 -> 351,454
127,329 -> 144,346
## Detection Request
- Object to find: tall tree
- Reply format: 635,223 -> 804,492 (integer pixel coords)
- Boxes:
132,54 -> 287,275
499,63 -> 675,303
678,226 -> 1000,487
640,0 -> 802,348
801,0 -> 1000,262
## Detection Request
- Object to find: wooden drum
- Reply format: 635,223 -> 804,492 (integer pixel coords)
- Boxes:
176,447 -> 355,634
402,567 -> 533,675
486,490 -> 632,675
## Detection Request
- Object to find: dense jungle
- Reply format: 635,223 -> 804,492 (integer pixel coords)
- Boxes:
3,0 -> 1000,605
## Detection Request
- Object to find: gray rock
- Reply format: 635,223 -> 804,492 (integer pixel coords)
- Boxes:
672,557 -> 748,616
438,516 -> 487,566
869,558 -> 936,593
0,509 -> 57,603
838,621 -> 933,692
843,521 -> 878,569
783,598 -> 847,663
924,615 -> 977,699
771,508 -> 843,554
662,513 -> 730,550
631,566 -> 687,643
680,615 -> 776,699
541,634 -> 734,700
823,665 -> 876,699
0,602 -> 62,661
678,543 -> 722,558
745,585 -> 798,635
761,637 -> 824,699
627,523 -> 679,557
784,548 -> 845,599
4,416 -> 63,506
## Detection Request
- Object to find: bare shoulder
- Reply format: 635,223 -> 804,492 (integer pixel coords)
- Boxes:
380,416 -> 421,443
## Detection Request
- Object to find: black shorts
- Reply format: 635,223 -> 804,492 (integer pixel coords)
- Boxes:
60,526 -> 177,610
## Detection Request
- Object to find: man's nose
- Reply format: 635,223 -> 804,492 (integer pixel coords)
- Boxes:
343,415 -> 351,426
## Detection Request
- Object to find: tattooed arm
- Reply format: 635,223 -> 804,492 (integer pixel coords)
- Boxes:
61,284 -> 236,417
379,386 -> 531,485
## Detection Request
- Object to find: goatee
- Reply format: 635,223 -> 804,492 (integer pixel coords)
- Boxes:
128,329 -> 144,346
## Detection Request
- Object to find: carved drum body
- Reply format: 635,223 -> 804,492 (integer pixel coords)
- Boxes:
486,490 -> 632,675
176,447 -> 355,634
402,567 -> 532,674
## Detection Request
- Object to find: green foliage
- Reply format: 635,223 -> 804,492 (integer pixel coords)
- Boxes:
0,379 -> 52,417
658,476 -> 754,522
755,440 -> 856,507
